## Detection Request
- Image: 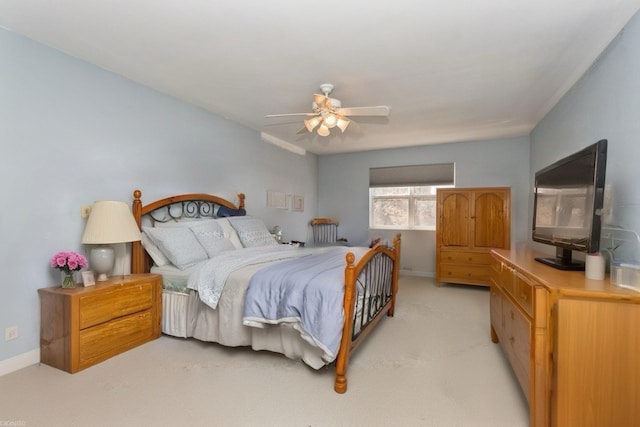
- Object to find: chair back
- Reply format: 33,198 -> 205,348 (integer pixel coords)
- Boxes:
310,217 -> 339,245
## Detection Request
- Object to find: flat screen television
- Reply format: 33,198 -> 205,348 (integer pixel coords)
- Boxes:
532,139 -> 608,270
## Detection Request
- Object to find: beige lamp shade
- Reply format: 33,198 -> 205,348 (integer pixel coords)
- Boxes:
81,201 -> 141,245
81,200 -> 141,281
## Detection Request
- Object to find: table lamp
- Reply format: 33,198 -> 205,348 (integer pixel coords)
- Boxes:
81,200 -> 141,281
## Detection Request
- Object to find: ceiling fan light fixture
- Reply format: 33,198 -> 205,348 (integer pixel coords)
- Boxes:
336,116 -> 350,132
304,116 -> 322,132
323,113 -> 338,128
317,124 -> 330,137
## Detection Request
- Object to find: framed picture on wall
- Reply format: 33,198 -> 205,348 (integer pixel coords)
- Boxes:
267,190 -> 287,209
291,195 -> 304,212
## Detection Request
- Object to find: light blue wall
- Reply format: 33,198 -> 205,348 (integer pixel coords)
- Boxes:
0,28 -> 318,363
531,10 -> 640,261
318,136 -> 531,274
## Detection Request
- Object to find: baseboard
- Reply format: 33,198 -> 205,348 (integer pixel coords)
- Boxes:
400,270 -> 434,278
0,348 -> 39,377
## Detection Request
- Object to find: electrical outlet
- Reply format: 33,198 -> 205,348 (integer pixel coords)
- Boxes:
5,326 -> 18,341
81,205 -> 91,218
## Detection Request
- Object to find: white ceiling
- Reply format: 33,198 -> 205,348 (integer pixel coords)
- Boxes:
2,1 -> 639,155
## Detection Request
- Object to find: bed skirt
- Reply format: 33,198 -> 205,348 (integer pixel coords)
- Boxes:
160,288 -> 328,369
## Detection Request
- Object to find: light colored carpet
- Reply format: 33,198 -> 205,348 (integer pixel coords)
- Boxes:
0,276 -> 529,427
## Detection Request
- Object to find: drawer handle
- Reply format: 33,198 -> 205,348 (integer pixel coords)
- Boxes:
520,293 -> 528,302
510,311 -> 515,320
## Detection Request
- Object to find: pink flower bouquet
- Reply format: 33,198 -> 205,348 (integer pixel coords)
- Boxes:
50,250 -> 88,273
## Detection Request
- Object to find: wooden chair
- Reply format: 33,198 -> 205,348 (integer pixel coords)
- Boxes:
310,217 -> 347,246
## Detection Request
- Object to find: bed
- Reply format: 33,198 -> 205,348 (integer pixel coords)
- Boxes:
130,189 -> 401,393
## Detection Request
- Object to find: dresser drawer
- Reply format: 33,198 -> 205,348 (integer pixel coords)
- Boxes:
440,264 -> 490,283
440,251 -> 493,265
503,298 -> 532,401
499,263 -> 516,297
515,274 -> 535,317
79,281 -> 154,329
79,310 -> 154,369
490,282 -> 504,341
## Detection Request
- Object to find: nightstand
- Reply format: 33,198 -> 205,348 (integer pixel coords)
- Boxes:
38,273 -> 162,373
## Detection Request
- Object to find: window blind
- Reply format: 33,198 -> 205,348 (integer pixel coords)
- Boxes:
369,163 -> 455,187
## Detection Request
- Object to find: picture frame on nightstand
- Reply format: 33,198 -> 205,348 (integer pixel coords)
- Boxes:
81,271 -> 95,287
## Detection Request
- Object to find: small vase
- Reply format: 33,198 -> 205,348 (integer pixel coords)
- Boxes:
61,271 -> 76,288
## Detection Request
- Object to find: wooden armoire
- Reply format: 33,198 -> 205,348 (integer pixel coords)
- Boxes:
435,187 -> 510,286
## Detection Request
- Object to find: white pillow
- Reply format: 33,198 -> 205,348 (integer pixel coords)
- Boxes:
142,226 -> 208,270
154,218 -> 244,250
189,220 -> 236,258
214,218 -> 244,249
227,216 -> 279,248
140,231 -> 171,267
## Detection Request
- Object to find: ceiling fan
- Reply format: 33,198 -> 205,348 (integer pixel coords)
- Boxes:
264,83 -> 390,137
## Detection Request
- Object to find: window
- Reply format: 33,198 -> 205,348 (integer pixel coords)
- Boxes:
369,185 -> 452,230
369,163 -> 455,231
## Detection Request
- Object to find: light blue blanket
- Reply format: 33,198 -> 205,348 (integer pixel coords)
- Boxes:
188,246 -> 315,309
242,246 -> 368,362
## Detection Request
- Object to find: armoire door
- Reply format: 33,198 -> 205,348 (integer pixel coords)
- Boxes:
439,191 -> 471,249
473,190 -> 510,250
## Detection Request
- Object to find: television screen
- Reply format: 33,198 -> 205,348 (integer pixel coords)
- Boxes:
532,139 -> 607,270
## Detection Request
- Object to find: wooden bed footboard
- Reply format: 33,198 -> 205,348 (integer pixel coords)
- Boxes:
334,233 -> 401,393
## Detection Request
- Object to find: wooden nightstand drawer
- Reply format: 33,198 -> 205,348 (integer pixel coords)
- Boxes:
79,281 -> 154,329
79,310 -> 154,369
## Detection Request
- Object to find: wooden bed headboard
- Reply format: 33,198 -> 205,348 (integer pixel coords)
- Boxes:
130,189 -> 246,274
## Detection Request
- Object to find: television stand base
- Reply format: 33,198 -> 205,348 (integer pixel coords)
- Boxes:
535,257 -> 585,271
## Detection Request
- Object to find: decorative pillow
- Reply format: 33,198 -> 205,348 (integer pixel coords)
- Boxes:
227,216 -> 279,248
216,205 -> 247,218
189,220 -> 236,258
140,232 -> 171,267
142,226 -> 208,270
214,218 -> 244,249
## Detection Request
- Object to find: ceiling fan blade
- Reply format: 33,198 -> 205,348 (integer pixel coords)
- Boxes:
335,105 -> 391,117
313,93 -> 325,105
265,112 -> 318,118
313,93 -> 332,111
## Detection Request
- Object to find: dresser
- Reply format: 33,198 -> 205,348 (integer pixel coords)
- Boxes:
436,187 -> 510,286
39,273 -> 162,373
491,247 -> 640,427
